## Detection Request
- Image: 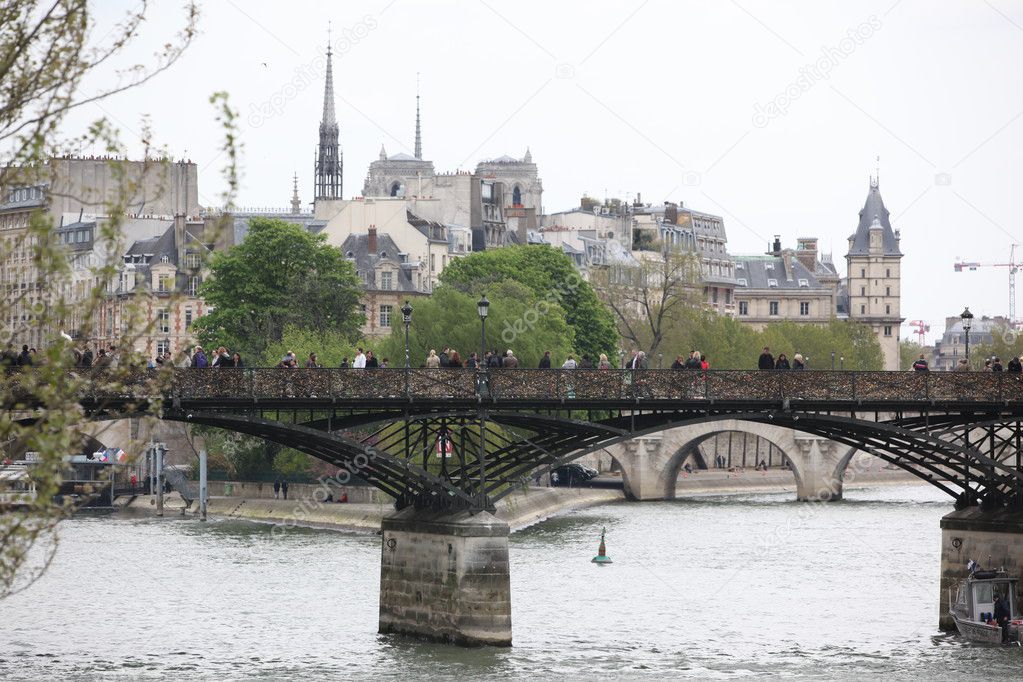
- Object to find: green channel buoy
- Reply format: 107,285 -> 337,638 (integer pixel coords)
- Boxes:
592,526 -> 612,564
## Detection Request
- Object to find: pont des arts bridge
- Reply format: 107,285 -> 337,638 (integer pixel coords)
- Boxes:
10,367 -> 1023,645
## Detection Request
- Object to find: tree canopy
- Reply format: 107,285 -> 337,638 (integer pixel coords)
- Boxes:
376,281 -> 575,368
656,308 -> 884,370
438,245 -> 617,361
193,218 -> 364,359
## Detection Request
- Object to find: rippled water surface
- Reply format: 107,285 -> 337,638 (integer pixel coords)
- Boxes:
2,484 -> 1020,679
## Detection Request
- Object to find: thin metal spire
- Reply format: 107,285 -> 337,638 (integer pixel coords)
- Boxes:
414,72 -> 422,160
321,29 -> 337,127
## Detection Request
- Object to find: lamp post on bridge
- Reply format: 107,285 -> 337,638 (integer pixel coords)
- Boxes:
476,295 -> 489,504
961,306 -> 974,365
401,300 -> 413,369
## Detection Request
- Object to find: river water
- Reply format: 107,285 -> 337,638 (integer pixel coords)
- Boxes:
1,484 -> 1020,679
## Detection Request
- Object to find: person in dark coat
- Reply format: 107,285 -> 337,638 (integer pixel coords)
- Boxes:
992,357 -> 1004,372
281,479 -> 289,500
538,351 -> 551,368
273,479 -> 281,499
671,355 -> 686,370
994,594 -> 1011,642
792,354 -> 806,370
774,354 -> 791,370
17,344 -> 32,366
912,354 -> 929,371
1008,356 -> 1023,373
758,346 -> 775,370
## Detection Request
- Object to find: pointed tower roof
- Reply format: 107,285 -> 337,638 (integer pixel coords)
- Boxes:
321,44 -> 337,129
847,176 -> 901,256
379,144 -> 387,160
414,76 -> 422,160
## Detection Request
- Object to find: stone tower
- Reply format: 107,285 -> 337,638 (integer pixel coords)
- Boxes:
845,176 -> 903,370
314,43 -> 342,200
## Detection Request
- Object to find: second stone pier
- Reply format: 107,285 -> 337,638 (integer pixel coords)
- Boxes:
378,507 -> 512,646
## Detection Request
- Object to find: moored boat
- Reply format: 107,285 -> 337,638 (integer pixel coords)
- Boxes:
949,562 -> 1022,644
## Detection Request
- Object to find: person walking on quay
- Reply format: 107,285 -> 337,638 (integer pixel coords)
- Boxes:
502,349 -> 518,368
281,479 -> 289,500
426,349 -> 441,368
273,479 -> 281,499
1008,356 -> 1023,373
539,351 -> 551,368
305,352 -> 320,368
598,353 -> 611,370
912,354 -> 929,371
792,353 -> 806,370
758,346 -> 775,370
775,353 -> 791,370
353,348 -> 366,368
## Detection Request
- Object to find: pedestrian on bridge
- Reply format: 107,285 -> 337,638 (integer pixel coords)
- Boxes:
426,350 -> 440,368
1008,356 -> 1022,373
912,354 -> 929,371
273,479 -> 281,499
775,354 -> 791,370
539,351 -> 551,368
758,346 -> 775,370
281,480 -> 289,500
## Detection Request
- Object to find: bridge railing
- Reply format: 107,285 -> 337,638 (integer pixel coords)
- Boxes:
7,368 -> 1023,404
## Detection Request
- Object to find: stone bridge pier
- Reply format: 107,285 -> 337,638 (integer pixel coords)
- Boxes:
610,420 -> 857,502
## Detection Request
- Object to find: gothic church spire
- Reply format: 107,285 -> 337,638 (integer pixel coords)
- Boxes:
314,35 -> 342,200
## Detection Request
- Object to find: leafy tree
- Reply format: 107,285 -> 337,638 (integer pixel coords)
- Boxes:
377,281 -> 575,368
259,325 -> 362,368
0,1 -> 207,599
972,326 -> 1023,369
439,245 -> 616,362
193,218 -> 364,360
591,246 -> 701,356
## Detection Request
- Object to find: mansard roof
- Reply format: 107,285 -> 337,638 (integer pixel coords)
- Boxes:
733,254 -> 829,291
848,179 -> 902,257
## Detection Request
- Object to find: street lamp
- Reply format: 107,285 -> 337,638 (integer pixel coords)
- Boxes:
476,294 -> 489,502
961,306 -> 974,363
401,300 -> 413,369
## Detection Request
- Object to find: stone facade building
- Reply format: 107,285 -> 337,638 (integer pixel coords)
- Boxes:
341,230 -> 429,339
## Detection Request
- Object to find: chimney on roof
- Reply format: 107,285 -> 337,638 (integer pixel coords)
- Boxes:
771,235 -> 781,255
796,237 -> 818,270
368,226 -> 378,254
664,202 -> 678,225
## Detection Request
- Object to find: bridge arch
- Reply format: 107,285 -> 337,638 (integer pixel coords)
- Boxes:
605,419 -> 856,502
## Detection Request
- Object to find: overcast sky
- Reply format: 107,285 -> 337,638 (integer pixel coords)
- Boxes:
68,0 -> 1023,343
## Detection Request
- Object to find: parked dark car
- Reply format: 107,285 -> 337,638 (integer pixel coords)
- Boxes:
551,463 -> 599,487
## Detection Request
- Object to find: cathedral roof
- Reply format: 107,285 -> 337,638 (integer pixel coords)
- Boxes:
388,152 -> 418,162
847,178 -> 902,257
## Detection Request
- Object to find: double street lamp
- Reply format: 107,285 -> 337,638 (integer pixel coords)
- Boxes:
961,306 -> 974,363
477,295 -> 489,501
401,300 -> 413,369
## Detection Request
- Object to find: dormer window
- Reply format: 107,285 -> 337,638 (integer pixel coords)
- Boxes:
767,278 -> 779,288
380,251 -> 387,259
380,271 -> 393,291
798,278 -> 809,287
160,255 -> 169,263
346,251 -> 354,258
765,263 -> 774,270
737,278 -> 748,287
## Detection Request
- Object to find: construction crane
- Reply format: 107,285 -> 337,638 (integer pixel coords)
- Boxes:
954,244 -> 1020,324
907,320 -> 930,344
